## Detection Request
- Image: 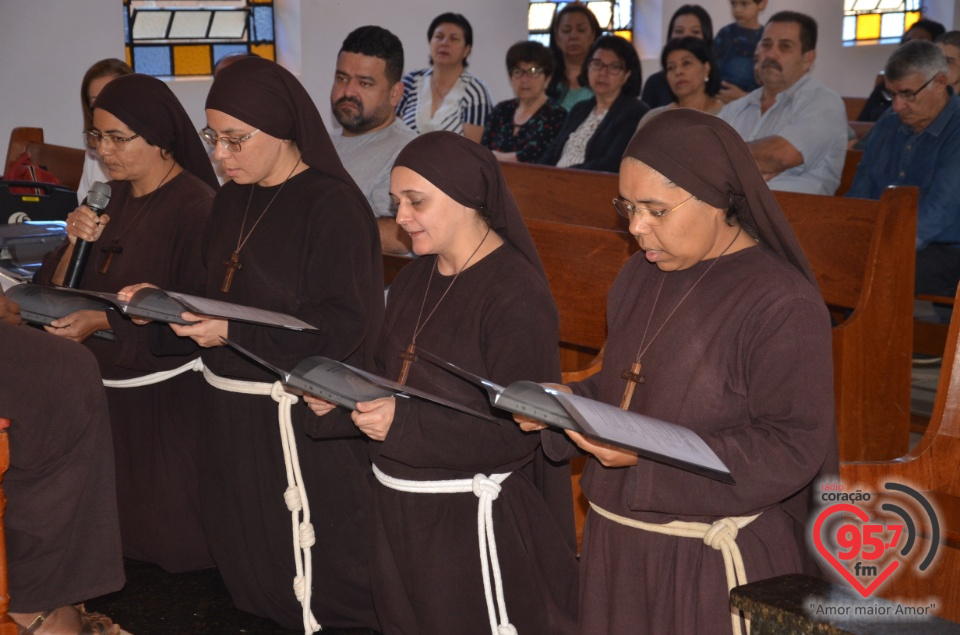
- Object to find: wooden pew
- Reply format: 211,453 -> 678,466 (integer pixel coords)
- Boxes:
4,127 -> 85,192
836,148 -> 862,197
839,281 -> 960,622
0,420 -> 16,635
780,187 -> 918,461
501,162 -> 918,462
843,96 -> 868,122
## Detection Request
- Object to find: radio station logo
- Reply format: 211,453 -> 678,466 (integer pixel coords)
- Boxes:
811,481 -> 940,600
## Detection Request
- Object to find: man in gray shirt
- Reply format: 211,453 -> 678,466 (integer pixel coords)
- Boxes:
718,11 -> 847,195
331,26 -> 416,254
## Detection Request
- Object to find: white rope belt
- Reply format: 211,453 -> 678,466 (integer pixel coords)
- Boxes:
102,358 -> 320,634
372,463 -> 517,635
589,502 -> 760,635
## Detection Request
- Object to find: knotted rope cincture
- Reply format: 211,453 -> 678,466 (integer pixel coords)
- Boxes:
372,464 -> 516,635
102,357 -> 321,634
589,502 -> 760,635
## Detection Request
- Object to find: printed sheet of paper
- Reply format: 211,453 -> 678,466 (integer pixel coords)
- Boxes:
550,391 -> 733,483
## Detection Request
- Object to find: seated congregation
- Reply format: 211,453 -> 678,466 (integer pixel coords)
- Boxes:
4,3 -> 960,635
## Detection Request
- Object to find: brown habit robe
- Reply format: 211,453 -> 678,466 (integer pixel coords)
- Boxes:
542,110 -> 838,634
188,57 -> 384,630
36,74 -> 219,574
0,322 -> 124,612
305,132 -> 578,635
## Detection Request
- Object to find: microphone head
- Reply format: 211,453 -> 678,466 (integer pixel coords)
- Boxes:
87,181 -> 112,213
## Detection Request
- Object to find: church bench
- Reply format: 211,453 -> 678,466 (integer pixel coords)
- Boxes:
914,294 -> 954,359
4,127 -> 85,192
778,187 -> 918,461
843,96 -> 869,123
839,281 -> 960,622
500,161 -> 919,462
0,419 -> 17,635
836,148 -> 863,196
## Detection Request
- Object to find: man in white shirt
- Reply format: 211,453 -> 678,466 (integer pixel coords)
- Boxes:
719,11 -> 847,195
331,26 -> 416,254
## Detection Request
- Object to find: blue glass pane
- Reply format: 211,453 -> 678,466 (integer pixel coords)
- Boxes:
529,33 -> 551,46
123,6 -> 130,43
213,44 -> 248,66
251,6 -> 274,42
133,46 -> 172,76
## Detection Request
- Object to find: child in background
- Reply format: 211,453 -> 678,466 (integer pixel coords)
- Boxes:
714,0 -> 767,103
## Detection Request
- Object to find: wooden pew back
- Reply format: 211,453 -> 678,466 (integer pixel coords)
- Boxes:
5,127 -> 85,192
525,218 -> 637,353
778,187 -> 917,461
840,281 -> 960,621
500,162 -> 918,462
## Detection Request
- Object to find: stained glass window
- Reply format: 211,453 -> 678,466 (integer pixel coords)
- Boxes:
123,0 -> 275,77
528,1 -> 633,45
843,0 -> 923,44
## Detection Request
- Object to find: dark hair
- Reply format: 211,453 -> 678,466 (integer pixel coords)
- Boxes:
667,5 -> 714,48
340,25 -> 405,85
427,13 -> 473,67
578,35 -> 642,98
661,36 -> 721,96
905,18 -> 946,43
767,11 -> 818,53
936,30 -> 960,49
505,40 -> 555,78
81,58 -> 134,130
547,3 -> 602,97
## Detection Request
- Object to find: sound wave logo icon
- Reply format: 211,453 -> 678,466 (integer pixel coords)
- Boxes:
812,481 -> 940,599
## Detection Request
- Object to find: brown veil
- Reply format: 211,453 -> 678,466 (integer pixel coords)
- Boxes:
393,131 -> 547,281
94,74 -> 219,190
624,108 -> 817,288
204,57 -> 363,200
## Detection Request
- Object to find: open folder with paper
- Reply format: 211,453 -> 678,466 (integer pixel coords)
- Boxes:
222,338 -> 495,421
414,348 -> 734,483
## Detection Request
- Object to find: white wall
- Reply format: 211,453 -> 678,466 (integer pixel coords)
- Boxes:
1,0 -> 955,152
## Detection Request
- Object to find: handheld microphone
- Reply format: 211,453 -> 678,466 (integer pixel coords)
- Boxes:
63,181 -> 111,288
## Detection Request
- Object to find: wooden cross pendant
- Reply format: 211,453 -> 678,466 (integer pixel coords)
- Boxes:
397,343 -> 417,385
99,239 -> 123,274
221,251 -> 242,293
619,361 -> 644,410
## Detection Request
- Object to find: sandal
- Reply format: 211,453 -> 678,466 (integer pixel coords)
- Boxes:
17,610 -> 53,635
12,606 -> 122,635
75,605 -> 121,635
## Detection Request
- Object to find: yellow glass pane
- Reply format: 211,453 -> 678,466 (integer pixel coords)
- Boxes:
856,13 -> 881,40
251,0 -> 272,3
904,11 -> 920,31
614,30 -> 632,42
173,44 -> 212,75
125,46 -> 132,69
251,43 -> 275,61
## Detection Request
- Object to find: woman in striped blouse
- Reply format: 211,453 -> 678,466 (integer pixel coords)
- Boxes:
396,12 -> 493,142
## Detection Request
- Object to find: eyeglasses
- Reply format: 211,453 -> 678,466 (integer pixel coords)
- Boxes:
588,59 -> 626,75
83,129 -> 141,149
881,74 -> 939,102
510,66 -> 546,79
613,193 -> 695,225
198,127 -> 260,152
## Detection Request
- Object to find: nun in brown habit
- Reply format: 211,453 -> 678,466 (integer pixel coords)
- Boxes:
305,131 -> 579,635
147,57 -> 384,631
534,109 -> 838,635
1,299 -> 125,633
35,73 -> 218,574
